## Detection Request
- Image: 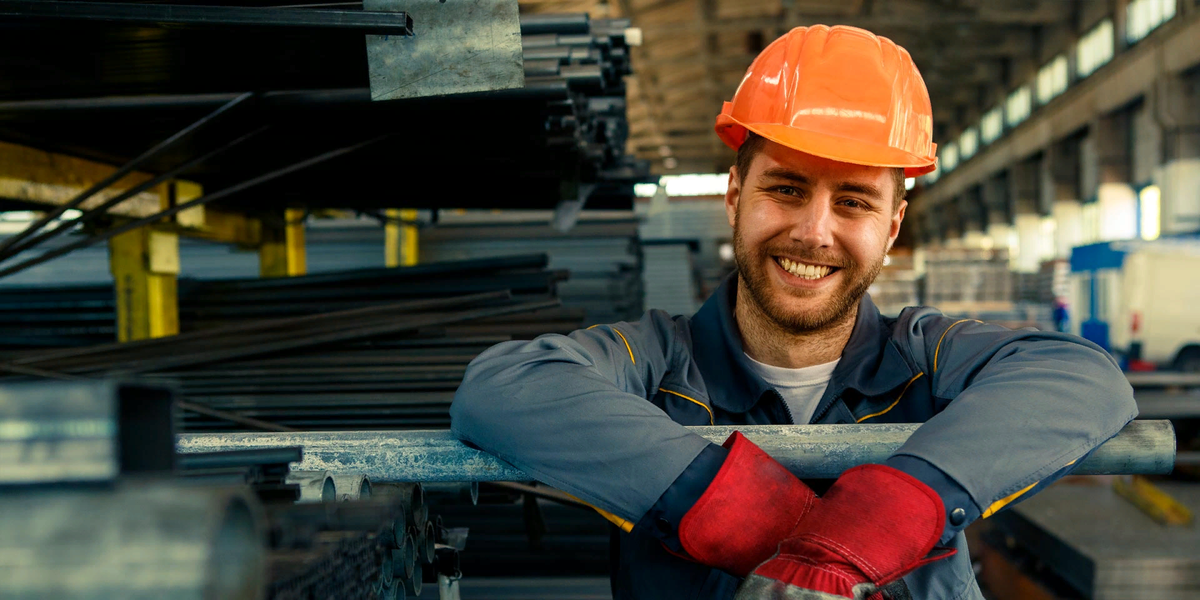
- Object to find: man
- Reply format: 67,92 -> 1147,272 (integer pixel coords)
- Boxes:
451,25 -> 1136,600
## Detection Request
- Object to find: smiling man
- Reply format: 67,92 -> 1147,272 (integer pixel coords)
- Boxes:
451,25 -> 1136,600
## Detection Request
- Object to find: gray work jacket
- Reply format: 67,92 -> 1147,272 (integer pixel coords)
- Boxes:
451,274 -> 1137,599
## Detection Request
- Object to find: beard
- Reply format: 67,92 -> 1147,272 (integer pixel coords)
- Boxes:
733,217 -> 883,335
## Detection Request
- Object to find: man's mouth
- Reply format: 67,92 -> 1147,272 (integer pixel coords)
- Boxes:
774,256 -> 840,280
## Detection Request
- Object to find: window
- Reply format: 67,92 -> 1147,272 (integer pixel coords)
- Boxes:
1036,55 -> 1069,105
1005,85 -> 1032,127
980,107 -> 1003,144
1077,19 -> 1114,78
1139,185 -> 1161,241
1126,0 -> 1176,44
959,127 -> 979,160
942,143 -> 959,172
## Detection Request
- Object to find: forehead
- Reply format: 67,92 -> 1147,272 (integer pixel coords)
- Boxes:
748,138 -> 892,187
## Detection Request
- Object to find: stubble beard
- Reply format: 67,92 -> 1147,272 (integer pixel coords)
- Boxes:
732,215 -> 883,335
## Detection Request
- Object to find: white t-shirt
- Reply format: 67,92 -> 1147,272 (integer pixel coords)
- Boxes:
743,354 -> 839,424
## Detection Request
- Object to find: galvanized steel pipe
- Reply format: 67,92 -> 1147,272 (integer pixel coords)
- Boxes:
177,421 -> 1176,482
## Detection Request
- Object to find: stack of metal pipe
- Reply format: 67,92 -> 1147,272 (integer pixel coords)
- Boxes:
264,481 -> 467,599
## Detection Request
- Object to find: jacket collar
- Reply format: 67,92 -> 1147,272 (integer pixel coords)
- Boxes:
689,272 -> 916,415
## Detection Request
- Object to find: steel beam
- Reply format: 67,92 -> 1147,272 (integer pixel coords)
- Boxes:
177,420 -> 1176,482
0,1 -> 414,35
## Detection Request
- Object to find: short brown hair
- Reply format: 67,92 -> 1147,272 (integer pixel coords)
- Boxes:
734,132 -> 906,209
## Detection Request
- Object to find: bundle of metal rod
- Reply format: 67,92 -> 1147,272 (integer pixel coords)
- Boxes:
3,290 -> 547,375
267,531 -> 395,600
178,267 -> 566,329
421,218 -> 644,326
264,483 -> 442,599
0,254 -> 555,349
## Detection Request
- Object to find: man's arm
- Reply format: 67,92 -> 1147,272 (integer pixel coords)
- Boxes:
888,313 -> 1139,543
449,310 -> 723,526
451,313 -> 818,576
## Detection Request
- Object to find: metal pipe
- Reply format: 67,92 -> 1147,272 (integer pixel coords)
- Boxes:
0,481 -> 264,598
285,470 -> 336,503
0,1 -> 414,35
404,562 -> 423,596
177,421 -> 1177,481
330,473 -> 372,501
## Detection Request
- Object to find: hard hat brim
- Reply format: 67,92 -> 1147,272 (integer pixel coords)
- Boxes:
716,117 -> 937,178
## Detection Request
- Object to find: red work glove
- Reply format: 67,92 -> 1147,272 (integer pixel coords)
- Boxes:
736,464 -> 955,600
675,431 -> 817,577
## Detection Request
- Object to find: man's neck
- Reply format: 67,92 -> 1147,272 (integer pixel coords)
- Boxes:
734,279 -> 857,369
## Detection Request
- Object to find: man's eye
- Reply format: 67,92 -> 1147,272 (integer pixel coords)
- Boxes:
774,186 -> 799,196
839,199 -> 869,209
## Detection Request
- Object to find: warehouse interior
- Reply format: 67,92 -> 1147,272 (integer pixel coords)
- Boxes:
0,0 -> 1198,598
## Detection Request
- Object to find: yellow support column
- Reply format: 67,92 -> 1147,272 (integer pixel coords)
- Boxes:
260,209 -> 307,277
385,209 -> 419,267
108,227 -> 180,342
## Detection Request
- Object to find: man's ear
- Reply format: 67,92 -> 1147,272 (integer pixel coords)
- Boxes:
888,199 -> 908,248
725,165 -> 740,229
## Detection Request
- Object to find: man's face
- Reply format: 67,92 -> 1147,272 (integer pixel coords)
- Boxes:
725,139 -> 906,333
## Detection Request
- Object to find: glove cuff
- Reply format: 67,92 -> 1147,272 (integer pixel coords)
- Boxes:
786,464 -> 950,587
678,431 -> 817,577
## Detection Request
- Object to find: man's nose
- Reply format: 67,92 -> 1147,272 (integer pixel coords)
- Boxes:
788,197 -> 835,248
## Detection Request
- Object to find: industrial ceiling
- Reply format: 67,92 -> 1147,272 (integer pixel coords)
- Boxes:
518,0 -> 1106,175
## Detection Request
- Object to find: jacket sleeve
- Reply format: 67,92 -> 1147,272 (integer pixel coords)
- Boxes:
449,310 -> 724,531
886,312 -> 1138,544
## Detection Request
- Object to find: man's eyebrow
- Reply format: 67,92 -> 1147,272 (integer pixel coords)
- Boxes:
759,167 -> 812,186
760,167 -> 885,201
834,181 -> 885,200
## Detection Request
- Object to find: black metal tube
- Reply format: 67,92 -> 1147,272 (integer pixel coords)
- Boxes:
0,92 -> 254,260
519,13 -> 589,35
0,1 -> 413,35
177,447 -> 303,470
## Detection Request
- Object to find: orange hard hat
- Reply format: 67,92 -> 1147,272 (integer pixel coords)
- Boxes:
715,25 -> 937,177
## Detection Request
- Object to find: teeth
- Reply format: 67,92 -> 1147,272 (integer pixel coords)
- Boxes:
777,257 -> 832,280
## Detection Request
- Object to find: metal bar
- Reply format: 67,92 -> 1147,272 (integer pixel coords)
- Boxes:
120,298 -> 558,374
0,92 -> 254,260
176,446 -> 303,470
0,1 -> 414,35
0,135 -> 388,281
9,291 -> 509,369
176,400 -> 295,432
4,126 -> 270,258
177,420 -> 1177,482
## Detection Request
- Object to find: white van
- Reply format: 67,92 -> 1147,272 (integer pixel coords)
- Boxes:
1069,239 -> 1200,371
